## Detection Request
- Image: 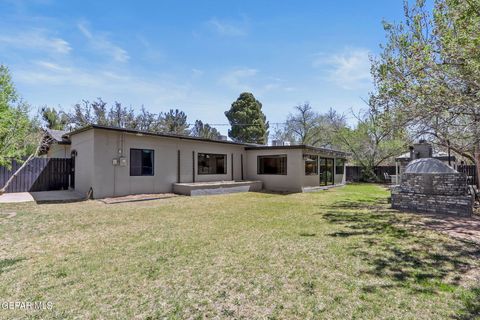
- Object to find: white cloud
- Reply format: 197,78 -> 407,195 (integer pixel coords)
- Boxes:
220,68 -> 258,91
207,18 -> 248,36
313,48 -> 372,90
35,60 -> 72,72
220,69 -> 296,95
14,60 -> 188,106
77,21 -> 129,63
0,29 -> 71,54
191,68 -> 204,78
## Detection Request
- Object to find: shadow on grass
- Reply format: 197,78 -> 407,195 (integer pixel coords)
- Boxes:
0,257 -> 25,274
322,198 -> 480,319
455,288 -> 480,320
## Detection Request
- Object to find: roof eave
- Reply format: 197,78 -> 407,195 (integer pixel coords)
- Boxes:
245,144 -> 348,157
64,124 -> 258,147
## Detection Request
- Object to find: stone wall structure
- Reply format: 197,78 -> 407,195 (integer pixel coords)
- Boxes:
391,158 -> 473,216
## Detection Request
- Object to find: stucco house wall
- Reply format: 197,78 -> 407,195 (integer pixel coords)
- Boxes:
334,158 -> 346,185
246,147 -> 346,192
300,153 -> 346,189
245,148 -> 304,192
68,126 -> 348,198
70,129 -> 94,197
47,143 -> 71,158
71,128 -> 247,199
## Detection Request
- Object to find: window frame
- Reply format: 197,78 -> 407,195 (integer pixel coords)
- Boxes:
335,158 -> 346,175
257,154 -> 288,175
197,153 -> 227,175
319,157 -> 334,186
304,154 -> 319,175
129,148 -> 155,177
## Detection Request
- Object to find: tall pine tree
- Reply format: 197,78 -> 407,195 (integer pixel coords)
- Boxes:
225,92 -> 269,144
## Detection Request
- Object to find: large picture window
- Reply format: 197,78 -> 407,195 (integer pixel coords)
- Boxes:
198,153 -> 227,174
130,149 -> 154,176
304,154 -> 318,175
335,159 -> 345,175
258,155 -> 287,175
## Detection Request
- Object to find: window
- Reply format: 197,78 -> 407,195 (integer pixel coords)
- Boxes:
304,154 -> 318,175
335,158 -> 345,175
130,149 -> 154,176
319,158 -> 334,185
198,153 -> 227,174
258,155 -> 287,175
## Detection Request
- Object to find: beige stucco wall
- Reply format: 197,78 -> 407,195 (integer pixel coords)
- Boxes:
245,149 -> 304,192
246,148 -> 346,192
334,158 -> 346,185
84,129 -> 247,198
70,128 -> 347,198
300,154 -> 346,189
70,130 -> 94,197
47,143 -> 71,158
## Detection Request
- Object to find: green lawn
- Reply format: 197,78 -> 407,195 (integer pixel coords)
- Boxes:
0,184 -> 479,319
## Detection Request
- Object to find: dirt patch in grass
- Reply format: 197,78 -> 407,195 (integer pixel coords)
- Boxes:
98,193 -> 178,204
408,213 -> 480,245
0,211 -> 16,220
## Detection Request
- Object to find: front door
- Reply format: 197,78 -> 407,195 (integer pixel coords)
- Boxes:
319,158 -> 334,186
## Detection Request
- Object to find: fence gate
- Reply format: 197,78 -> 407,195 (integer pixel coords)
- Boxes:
0,158 -> 72,193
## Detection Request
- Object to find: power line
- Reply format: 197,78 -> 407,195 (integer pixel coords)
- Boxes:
201,123 -> 286,126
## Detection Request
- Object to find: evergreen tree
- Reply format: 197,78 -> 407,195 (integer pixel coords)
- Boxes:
40,106 -> 69,130
191,120 -> 222,140
225,92 -> 269,144
157,109 -> 189,135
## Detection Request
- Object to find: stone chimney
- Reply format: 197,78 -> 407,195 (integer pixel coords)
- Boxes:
413,140 -> 433,159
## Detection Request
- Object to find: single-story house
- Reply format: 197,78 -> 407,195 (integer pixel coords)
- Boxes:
40,129 -> 71,158
64,125 -> 347,199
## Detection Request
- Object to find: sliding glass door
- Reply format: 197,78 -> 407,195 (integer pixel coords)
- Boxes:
319,158 -> 334,186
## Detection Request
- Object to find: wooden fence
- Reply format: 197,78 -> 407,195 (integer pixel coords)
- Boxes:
0,158 -> 71,193
346,166 -> 396,183
457,165 -> 478,186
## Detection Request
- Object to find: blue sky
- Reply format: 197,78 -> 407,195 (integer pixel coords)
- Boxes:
0,0 -> 407,134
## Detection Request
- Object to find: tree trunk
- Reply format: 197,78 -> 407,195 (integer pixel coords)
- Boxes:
0,131 -> 47,196
475,147 -> 480,189
0,154 -> 35,195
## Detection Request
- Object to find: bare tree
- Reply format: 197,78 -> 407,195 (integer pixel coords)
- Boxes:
284,104 -> 346,147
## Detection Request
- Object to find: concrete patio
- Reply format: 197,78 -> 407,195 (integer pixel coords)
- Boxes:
173,180 -> 263,196
0,190 -> 84,203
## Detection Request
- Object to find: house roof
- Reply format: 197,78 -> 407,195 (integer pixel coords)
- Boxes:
45,128 -> 70,145
64,124 -> 348,156
245,145 -> 348,158
64,124 -> 259,147
395,151 -> 456,162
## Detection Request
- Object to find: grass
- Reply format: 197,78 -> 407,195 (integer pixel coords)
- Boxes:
0,184 -> 479,319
